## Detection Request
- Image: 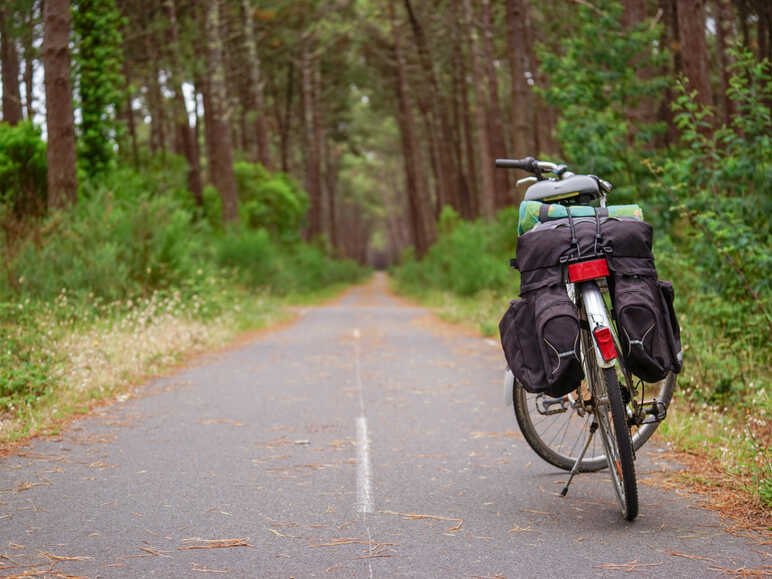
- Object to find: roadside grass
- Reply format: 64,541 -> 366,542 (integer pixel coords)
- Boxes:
391,279 -> 772,520
0,278 -> 365,445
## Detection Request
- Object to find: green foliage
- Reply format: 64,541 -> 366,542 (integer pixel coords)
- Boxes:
10,191 -> 209,303
72,0 -> 125,176
234,161 -> 309,240
215,229 -> 364,295
0,155 -> 366,419
0,122 -> 47,216
0,301 -> 58,412
538,0 -> 667,202
652,47 -> 772,357
81,153 -> 190,202
393,207 -> 515,297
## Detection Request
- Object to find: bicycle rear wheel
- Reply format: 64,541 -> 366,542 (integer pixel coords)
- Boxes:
513,372 -> 674,472
595,366 -> 638,520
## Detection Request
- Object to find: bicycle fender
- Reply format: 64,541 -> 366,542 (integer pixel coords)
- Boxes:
505,369 -> 515,406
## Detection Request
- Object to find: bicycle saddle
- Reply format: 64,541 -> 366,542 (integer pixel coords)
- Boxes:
524,175 -> 600,204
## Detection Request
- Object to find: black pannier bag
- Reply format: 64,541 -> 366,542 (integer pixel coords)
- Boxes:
514,216 -> 657,294
499,285 -> 583,398
503,213 -> 682,386
500,299 -> 546,393
612,275 -> 672,383
657,280 -> 683,373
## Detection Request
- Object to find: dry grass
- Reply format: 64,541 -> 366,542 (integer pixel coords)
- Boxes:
0,293 -> 286,445
379,510 -> 463,532
644,449 -> 772,544
177,538 -> 252,550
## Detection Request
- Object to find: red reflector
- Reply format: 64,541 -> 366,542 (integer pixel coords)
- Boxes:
593,327 -> 617,362
568,258 -> 609,283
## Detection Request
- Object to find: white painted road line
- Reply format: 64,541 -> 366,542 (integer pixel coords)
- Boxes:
356,415 -> 373,515
352,327 -> 375,577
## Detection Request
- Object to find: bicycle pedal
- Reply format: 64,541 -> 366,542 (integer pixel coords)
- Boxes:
651,399 -> 667,421
640,400 -> 667,424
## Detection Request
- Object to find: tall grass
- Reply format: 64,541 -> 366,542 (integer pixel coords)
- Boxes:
0,158 -> 367,427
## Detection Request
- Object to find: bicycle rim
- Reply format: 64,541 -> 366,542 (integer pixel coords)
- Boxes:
514,382 -> 604,472
513,366 -> 674,473
595,366 -> 638,520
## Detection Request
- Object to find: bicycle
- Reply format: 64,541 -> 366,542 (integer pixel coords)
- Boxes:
496,157 -> 678,521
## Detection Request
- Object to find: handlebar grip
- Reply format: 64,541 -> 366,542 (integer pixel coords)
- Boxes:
495,157 -> 536,172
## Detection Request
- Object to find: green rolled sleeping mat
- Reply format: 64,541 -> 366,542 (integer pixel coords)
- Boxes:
517,200 -> 644,236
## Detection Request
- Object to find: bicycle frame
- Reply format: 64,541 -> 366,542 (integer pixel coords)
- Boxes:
575,281 -> 616,370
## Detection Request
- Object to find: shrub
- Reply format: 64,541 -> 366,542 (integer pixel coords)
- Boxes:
393,207 -> 515,296
0,121 -> 47,216
0,301 -> 59,411
234,161 -> 308,240
10,190 -> 209,302
215,228 -> 280,288
652,47 -> 771,352
214,230 -> 364,295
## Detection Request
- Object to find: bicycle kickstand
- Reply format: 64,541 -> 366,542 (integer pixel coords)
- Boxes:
560,422 -> 598,497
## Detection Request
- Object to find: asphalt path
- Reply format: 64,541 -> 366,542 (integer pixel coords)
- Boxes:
1,274 -> 767,578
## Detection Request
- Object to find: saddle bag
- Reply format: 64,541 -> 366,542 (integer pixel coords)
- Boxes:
499,285 -> 583,397
611,275 -> 683,382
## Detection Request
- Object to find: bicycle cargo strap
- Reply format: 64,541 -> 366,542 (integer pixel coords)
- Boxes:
565,209 -> 580,259
592,207 -> 610,256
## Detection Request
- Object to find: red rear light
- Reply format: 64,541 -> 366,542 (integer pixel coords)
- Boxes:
568,258 -> 609,283
593,327 -> 617,362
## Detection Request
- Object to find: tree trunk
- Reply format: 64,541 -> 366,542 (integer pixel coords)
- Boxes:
314,61 -> 330,240
481,0 -> 510,208
43,0 -> 78,210
241,0 -> 271,170
452,0 -> 477,219
621,0 -> 657,145
301,36 -> 322,239
21,7 -> 35,121
714,0 -> 736,125
403,0 -> 460,213
204,0 -> 239,223
657,0 -> 680,146
325,141 -> 339,251
144,35 -> 166,152
165,0 -> 203,205
462,0 -> 495,219
389,1 -> 435,255
621,0 -> 646,26
758,2 -> 770,63
1,7 -> 23,125
416,100 -> 443,215
121,52 -> 140,168
279,61 -> 294,173
735,0 -> 750,50
506,0 -> 534,161
675,0 -> 713,109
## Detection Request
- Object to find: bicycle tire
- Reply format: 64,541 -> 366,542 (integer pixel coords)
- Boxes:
596,366 -> 638,520
513,372 -> 674,473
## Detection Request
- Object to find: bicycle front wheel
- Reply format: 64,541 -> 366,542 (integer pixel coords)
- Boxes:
596,366 -> 638,521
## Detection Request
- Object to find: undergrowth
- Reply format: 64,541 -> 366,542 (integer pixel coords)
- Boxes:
0,156 -> 367,440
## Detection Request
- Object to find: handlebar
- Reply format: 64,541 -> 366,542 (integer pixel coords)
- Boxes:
495,156 -> 613,193
495,157 -> 539,172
